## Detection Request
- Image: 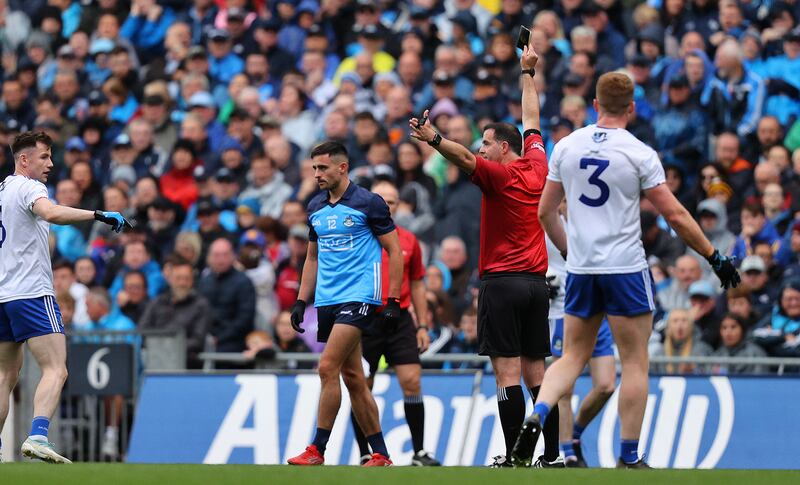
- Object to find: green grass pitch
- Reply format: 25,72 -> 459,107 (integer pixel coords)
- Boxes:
2,464 -> 799,485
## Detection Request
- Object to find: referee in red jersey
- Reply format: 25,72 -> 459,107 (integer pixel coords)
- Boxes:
410,42 -> 560,467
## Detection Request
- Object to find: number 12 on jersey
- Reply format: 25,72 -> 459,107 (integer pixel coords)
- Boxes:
578,158 -> 610,207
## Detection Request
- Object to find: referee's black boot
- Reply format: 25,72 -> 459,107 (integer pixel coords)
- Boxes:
571,439 -> 588,468
533,455 -> 565,468
510,413 -> 542,468
411,450 -> 441,466
616,457 -> 652,469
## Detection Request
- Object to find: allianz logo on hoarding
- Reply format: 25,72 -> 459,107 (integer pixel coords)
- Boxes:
200,375 -> 734,467
596,376 -> 734,469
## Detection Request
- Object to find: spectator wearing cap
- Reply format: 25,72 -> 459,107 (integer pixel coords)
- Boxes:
161,139 -> 201,210
687,280 -> 724,348
469,68 -> 507,122
206,28 -> 244,85
119,0 -> 176,63
0,75 -> 36,131
761,27 -> 800,126
274,224 -> 309,311
740,255 -> 778,317
626,53 -> 659,107
733,200 -> 781,261
106,132 -> 135,182
247,17 -> 296,79
344,0 -> 398,54
194,196 -> 238,267
237,152 -> 293,218
238,230 -> 280,330
85,37 -> 115,88
216,136 -> 248,186
141,86 -> 178,154
651,74 -> 708,172
187,91 -> 226,154
129,118 -> 169,177
707,39 -> 766,138
199,238 -> 256,355
146,196 -> 181,263
216,6 -> 255,56
303,23 -> 340,80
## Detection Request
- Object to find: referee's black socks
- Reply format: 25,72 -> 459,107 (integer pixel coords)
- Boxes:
404,394 -> 426,454
497,385 -> 525,458
530,385 -> 560,462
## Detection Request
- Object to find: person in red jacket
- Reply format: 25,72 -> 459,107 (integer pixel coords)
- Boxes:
348,179 -> 440,466
160,139 -> 200,210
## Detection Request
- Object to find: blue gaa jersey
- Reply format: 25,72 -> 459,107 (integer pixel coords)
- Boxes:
307,181 -> 395,307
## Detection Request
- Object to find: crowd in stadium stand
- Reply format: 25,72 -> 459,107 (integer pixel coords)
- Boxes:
2,0 -> 800,374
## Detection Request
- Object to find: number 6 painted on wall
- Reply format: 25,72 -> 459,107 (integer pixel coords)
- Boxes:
579,158 -> 610,207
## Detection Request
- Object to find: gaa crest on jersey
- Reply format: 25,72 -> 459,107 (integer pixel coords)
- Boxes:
343,215 -> 354,227
592,132 -> 608,143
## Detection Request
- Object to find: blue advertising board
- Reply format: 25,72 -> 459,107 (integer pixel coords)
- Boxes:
128,373 -> 800,468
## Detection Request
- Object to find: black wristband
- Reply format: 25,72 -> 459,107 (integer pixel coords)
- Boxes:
427,133 -> 442,147
94,210 -> 103,221
522,68 -> 536,77
523,129 -> 542,139
387,297 -> 400,305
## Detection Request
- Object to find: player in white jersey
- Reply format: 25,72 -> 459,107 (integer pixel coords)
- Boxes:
0,132 -> 129,464
512,73 -> 740,468
545,208 -> 615,468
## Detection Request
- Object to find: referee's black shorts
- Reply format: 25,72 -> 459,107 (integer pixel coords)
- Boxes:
477,272 -> 551,358
361,309 -> 420,376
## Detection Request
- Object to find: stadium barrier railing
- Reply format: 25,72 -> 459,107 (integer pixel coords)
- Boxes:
197,352 -> 800,375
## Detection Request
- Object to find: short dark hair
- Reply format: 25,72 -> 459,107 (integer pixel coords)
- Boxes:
742,199 -> 765,216
310,140 -> 349,160
483,122 -> 522,156
52,259 -> 74,273
124,270 -> 148,288
11,131 -> 53,158
164,253 -> 192,269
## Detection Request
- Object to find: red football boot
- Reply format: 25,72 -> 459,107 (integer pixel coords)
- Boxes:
362,453 -> 393,467
287,445 -> 325,465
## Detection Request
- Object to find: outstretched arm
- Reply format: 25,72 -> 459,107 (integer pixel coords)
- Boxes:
409,112 -> 477,174
32,198 -> 95,225
520,44 -> 541,134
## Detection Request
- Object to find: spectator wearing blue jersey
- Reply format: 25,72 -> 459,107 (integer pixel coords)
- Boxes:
207,29 -> 244,86
287,141 -> 403,467
108,240 -> 166,302
762,28 -> 800,126
120,0 -> 176,63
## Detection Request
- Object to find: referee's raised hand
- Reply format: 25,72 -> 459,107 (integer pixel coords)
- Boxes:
94,210 -> 133,233
409,110 -> 436,143
520,43 -> 539,70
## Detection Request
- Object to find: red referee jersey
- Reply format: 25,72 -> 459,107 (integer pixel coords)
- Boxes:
469,130 -> 549,276
380,226 -> 425,308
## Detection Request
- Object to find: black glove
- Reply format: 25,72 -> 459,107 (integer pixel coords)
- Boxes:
546,275 -> 559,300
706,250 -> 741,289
290,300 -> 306,333
383,297 -> 402,331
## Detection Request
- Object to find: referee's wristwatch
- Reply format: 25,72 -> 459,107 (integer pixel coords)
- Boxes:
427,133 -> 442,147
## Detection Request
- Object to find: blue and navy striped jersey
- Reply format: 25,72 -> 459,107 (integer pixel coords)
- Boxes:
307,181 -> 395,306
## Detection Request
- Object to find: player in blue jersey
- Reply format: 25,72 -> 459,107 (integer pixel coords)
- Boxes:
287,141 -> 403,467
0,131 -> 129,464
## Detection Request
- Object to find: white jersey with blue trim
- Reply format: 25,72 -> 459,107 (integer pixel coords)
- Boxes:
0,175 -> 55,302
548,124 -> 665,275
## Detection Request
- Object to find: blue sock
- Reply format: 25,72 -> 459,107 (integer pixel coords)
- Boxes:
620,439 -> 639,464
312,427 -> 332,455
30,416 -> 50,440
573,422 -> 586,440
561,441 -> 576,459
366,432 -> 389,457
533,402 -> 551,427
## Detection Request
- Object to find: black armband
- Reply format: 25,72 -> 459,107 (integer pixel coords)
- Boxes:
523,129 -> 542,139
